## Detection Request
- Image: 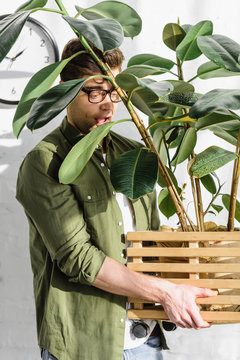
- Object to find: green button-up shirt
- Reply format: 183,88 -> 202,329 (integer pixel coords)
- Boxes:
16,117 -> 166,360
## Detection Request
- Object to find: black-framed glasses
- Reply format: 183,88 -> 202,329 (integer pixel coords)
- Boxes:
82,88 -> 121,104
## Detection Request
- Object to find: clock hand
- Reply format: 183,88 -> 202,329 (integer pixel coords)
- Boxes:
14,48 -> 27,60
5,48 -> 27,63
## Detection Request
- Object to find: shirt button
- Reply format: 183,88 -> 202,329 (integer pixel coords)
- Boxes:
87,195 -> 92,200
118,221 -> 122,226
100,162 -> 105,167
112,191 -> 116,196
120,318 -> 124,323
121,252 -> 124,258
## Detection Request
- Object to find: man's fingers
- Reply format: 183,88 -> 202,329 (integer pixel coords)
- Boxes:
190,306 -> 211,329
195,288 -> 218,298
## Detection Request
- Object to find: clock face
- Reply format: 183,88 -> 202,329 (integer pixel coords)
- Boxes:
0,16 -> 59,105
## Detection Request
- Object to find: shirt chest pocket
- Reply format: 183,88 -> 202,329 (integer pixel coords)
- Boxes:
72,184 -> 109,219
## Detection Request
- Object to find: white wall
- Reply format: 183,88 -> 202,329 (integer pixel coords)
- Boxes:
0,1 -> 240,359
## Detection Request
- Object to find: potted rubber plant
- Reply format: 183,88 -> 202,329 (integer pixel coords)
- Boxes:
0,0 -> 239,232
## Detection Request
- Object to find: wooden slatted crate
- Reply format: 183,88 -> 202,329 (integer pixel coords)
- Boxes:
126,231 -> 240,323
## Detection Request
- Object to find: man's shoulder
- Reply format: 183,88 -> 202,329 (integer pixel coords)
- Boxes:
19,121 -> 70,178
28,122 -> 70,160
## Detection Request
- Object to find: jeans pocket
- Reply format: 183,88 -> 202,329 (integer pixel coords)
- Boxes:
145,336 -> 162,350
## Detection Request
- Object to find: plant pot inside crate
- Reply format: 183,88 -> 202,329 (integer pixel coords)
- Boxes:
126,230 -> 240,324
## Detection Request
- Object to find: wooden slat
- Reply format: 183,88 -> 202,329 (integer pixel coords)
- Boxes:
127,231 -> 240,242
159,279 -> 240,289
196,296 -> 240,305
132,241 -> 144,310
127,309 -> 240,322
127,247 -> 240,257
188,241 -> 199,280
128,295 -> 240,305
127,262 -> 240,273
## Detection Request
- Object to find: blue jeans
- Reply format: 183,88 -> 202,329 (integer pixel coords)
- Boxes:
42,336 -> 163,360
123,336 -> 163,360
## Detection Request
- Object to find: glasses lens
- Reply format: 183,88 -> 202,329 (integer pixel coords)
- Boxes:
110,90 -> 121,103
89,90 -> 103,103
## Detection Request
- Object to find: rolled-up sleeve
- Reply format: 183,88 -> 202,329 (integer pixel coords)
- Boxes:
16,149 -> 106,285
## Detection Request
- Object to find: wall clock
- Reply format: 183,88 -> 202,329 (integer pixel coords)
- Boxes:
0,15 -> 59,106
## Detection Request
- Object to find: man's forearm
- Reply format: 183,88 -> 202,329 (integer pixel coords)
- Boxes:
93,256 -> 218,330
93,256 -> 166,302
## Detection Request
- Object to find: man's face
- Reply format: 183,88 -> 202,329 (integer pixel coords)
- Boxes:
67,68 -> 120,135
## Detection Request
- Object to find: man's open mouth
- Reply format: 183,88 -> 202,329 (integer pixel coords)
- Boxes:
96,117 -> 111,125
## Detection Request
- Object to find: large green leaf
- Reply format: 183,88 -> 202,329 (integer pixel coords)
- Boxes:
176,20 -> 213,62
188,146 -> 238,178
116,76 -> 172,118
167,80 -> 194,94
110,148 -> 158,199
131,88 -> 169,118
63,16 -> 124,52
197,35 -> 240,72
16,0 -> 47,11
120,64 -> 173,78
158,166 -> 178,188
13,54 -> 82,137
181,24 -> 193,33
195,110 -> 240,130
159,91 -> 199,109
158,187 -> 182,219
162,23 -> 186,50
59,120 -> 129,184
76,1 -> 142,38
0,11 -> 31,62
127,53 -> 174,71
189,89 -> 240,119
116,73 -> 172,94
171,127 -> 197,166
212,126 -> 240,146
152,124 -> 170,164
168,127 -> 185,148
152,123 -> 171,150
27,78 -> 88,130
197,61 -> 240,80
115,74 -> 172,116
200,174 -> 217,194
222,194 -> 240,223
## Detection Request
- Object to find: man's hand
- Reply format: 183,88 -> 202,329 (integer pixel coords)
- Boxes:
159,282 -> 218,329
94,256 -> 218,330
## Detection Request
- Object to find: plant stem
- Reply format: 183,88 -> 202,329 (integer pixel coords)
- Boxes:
176,57 -> 203,231
227,128 -> 240,231
162,131 -> 172,170
203,183 -> 222,216
190,175 -> 201,230
54,0 -> 68,14
146,114 -> 196,130
31,8 -> 65,15
195,178 -> 204,231
188,74 -> 200,83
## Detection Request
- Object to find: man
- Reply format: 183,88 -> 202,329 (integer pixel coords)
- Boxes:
16,39 -> 217,360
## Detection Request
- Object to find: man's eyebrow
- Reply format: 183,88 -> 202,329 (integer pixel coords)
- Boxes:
84,86 -> 105,90
84,86 -> 115,91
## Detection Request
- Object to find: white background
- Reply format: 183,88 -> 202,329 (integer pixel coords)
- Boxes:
0,1 -> 240,359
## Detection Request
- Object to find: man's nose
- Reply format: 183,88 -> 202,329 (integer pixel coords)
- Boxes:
100,93 -> 114,109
